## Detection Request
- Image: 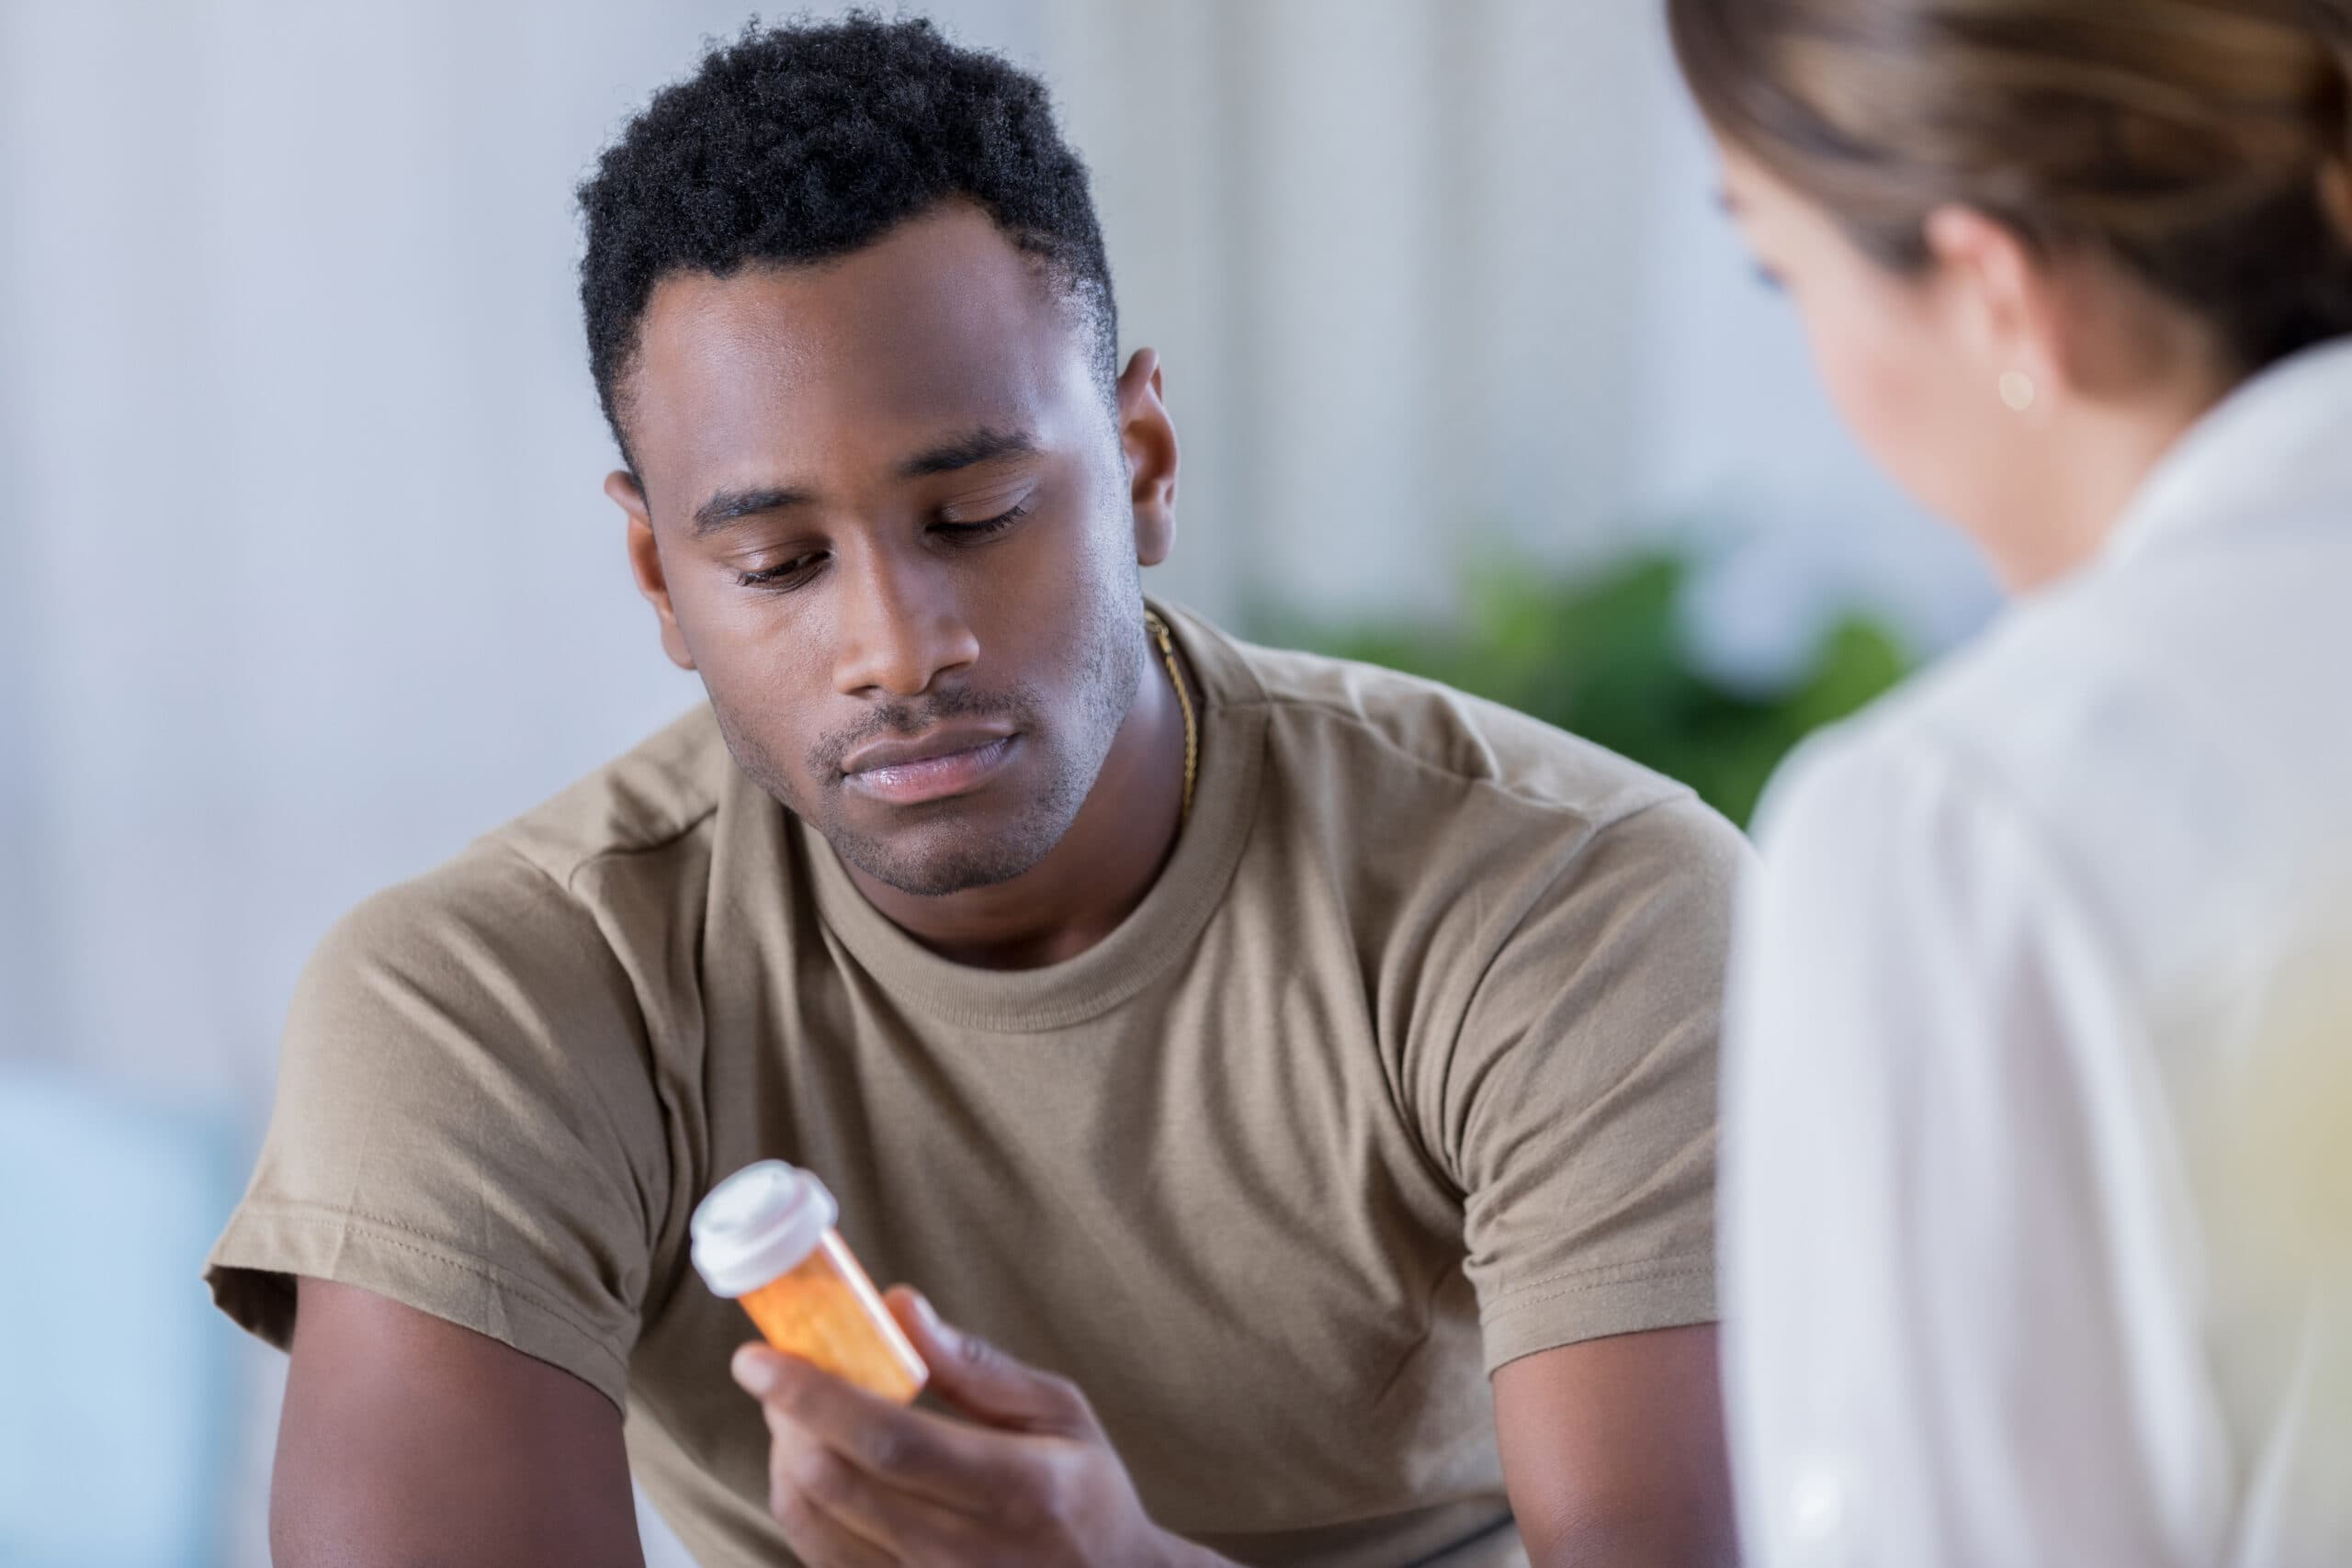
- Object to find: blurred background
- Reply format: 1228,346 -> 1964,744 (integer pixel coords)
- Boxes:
0,1 -> 1997,1563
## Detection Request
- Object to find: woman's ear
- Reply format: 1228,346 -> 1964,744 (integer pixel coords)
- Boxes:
607,470 -> 696,671
1116,348 -> 1179,568
1923,205 -> 2066,411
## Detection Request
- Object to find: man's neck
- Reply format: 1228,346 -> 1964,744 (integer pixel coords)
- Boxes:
841,633 -> 1192,970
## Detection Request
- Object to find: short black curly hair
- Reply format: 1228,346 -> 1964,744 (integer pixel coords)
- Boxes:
578,13 -> 1118,468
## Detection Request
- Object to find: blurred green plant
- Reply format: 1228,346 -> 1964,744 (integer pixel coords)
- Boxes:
1262,550 -> 1912,829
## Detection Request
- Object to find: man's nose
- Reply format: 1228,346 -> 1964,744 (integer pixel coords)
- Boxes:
831,551 -> 980,700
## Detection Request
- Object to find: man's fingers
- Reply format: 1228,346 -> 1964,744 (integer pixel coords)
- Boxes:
765,1446 -> 901,1568
731,1343 -> 1029,1510
884,1287 -> 1100,1438
768,1422 -> 986,1564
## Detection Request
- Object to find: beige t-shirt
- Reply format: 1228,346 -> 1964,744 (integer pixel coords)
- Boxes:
208,605 -> 1746,1568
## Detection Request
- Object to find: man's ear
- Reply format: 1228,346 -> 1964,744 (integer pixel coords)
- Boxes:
1923,205 -> 2067,412
1116,348 -> 1179,568
607,469 -> 695,671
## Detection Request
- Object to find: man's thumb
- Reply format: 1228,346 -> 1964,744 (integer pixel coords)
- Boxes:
887,1286 -> 1096,1437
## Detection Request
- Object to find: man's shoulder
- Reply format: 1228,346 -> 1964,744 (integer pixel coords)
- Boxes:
478,703 -> 738,892
1192,614 -> 1713,838
326,705 -> 740,977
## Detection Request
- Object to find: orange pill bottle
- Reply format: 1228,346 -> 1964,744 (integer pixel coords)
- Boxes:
690,1160 -> 929,1404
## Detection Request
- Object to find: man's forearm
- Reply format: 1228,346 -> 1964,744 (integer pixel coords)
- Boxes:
1532,1512 -> 1739,1568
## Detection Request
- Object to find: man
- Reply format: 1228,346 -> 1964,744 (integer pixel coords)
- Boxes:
208,17 -> 1745,1566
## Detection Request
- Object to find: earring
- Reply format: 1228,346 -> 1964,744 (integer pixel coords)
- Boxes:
1999,371 -> 2038,413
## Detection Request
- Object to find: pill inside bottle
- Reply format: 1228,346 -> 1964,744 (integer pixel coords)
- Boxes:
690,1160 -> 929,1404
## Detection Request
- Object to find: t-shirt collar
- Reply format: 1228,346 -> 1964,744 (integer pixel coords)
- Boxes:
796,600 -> 1269,1034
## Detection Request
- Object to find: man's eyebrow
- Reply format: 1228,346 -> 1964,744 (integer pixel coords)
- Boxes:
686,430 -> 1037,533
692,484 -> 816,536
898,428 -> 1042,479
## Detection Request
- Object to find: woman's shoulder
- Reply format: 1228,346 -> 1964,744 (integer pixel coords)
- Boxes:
1757,539 -> 2352,998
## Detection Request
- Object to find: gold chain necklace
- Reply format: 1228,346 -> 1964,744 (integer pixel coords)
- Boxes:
1144,609 -> 1197,821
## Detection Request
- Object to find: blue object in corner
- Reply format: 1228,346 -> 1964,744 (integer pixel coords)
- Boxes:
0,1066 -> 236,1568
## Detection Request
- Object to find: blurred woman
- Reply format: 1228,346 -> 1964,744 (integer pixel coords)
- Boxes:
1666,1 -> 2352,1562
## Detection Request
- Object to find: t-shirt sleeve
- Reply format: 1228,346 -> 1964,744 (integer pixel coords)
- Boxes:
204,849 -> 669,1412
1440,794 -> 1748,1372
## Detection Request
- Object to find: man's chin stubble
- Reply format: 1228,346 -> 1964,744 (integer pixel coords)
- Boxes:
823,817 -> 1062,897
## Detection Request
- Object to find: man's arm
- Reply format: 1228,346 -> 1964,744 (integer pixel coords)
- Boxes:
1427,795 -> 1745,1564
1493,1325 -> 1737,1568
273,1278 -> 647,1568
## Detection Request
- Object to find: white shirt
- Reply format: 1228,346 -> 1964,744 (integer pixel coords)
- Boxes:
1726,340 -> 2352,1568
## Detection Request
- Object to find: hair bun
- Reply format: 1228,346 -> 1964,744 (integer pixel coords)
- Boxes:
2322,158 -> 2352,251
2324,15 -> 2352,245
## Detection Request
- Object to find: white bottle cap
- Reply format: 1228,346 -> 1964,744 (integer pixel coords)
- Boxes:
691,1160 -> 840,1299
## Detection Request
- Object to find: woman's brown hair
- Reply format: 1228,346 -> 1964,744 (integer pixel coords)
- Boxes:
1668,0 -> 2352,374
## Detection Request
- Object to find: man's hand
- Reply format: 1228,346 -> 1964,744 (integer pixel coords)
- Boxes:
733,1286 -> 1230,1568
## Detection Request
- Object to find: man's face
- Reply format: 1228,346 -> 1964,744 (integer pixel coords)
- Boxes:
612,204 -> 1165,896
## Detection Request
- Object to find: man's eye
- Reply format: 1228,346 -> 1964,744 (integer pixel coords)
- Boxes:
734,552 -> 826,590
933,502 -> 1031,543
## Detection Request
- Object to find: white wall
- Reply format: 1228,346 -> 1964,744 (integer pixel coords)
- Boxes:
0,2 -> 1996,1562
0,0 -> 1996,1101
1041,0 -> 1996,654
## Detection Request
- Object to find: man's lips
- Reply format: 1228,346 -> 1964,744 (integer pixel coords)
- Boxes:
839,725 -> 1019,806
